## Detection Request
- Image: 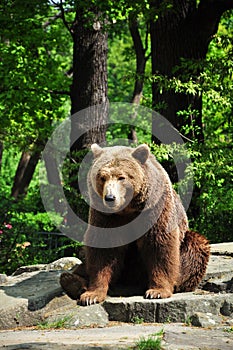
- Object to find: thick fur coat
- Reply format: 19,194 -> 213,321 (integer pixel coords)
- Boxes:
60,144 -> 210,305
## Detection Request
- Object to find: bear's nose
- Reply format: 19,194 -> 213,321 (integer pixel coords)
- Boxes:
104,194 -> 116,202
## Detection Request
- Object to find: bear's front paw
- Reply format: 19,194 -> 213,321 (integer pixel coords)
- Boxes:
60,272 -> 85,300
79,289 -> 107,306
145,288 -> 173,299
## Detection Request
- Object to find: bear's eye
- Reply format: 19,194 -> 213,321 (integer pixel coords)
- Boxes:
100,176 -> 106,182
118,176 -> 125,181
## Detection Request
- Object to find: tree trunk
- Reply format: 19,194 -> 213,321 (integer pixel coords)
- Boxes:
43,149 -> 67,218
128,17 -> 150,143
0,142 -> 3,171
150,0 -> 233,144
70,8 -> 108,151
11,150 -> 41,199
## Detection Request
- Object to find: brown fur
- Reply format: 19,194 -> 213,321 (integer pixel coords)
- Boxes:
60,144 -> 210,305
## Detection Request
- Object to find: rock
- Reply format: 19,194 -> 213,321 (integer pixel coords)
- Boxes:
190,312 -> 223,327
12,264 -> 48,276
0,269 -> 63,329
225,318 -> 233,326
103,293 -> 233,324
228,278 -> 233,292
0,274 -> 7,283
1,323 -> 233,350
203,255 -> 233,282
70,303 -> 109,328
12,257 -> 82,276
0,257 -> 106,330
0,291 -> 43,329
211,242 -> 233,256
202,279 -> 231,293
1,244 -> 233,331
47,257 -> 82,271
44,295 -> 109,328
220,300 -> 233,316
1,270 -> 63,311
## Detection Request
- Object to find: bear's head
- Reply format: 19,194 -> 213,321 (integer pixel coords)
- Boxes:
88,144 -> 150,213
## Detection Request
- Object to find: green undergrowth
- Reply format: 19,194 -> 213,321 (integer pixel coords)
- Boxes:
131,329 -> 164,350
37,315 -> 73,329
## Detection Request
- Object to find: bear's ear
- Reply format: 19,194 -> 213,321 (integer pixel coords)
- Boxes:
132,144 -> 150,164
91,143 -> 103,158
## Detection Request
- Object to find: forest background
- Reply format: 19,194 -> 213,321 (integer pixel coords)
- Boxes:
0,0 -> 232,274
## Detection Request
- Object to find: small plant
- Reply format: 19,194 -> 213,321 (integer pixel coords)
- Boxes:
37,315 -> 72,329
131,316 -> 144,324
185,316 -> 192,326
132,330 -> 164,350
224,326 -> 233,333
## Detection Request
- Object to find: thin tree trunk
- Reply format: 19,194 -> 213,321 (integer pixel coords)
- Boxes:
11,150 -> 41,199
43,149 -> 67,217
0,142 -> 3,171
128,17 -> 150,143
11,151 -> 31,198
70,8 -> 108,151
150,0 -> 233,144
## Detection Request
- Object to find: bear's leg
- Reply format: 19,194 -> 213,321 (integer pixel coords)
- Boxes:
137,230 -> 180,299
60,263 -> 88,300
176,230 -> 210,292
79,247 -> 125,305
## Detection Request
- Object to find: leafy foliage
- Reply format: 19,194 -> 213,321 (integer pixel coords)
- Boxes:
0,1 -> 232,274
0,0 -> 71,147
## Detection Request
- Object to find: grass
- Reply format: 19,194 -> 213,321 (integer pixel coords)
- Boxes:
132,329 -> 164,350
224,326 -> 233,333
37,315 -> 73,329
131,316 -> 145,324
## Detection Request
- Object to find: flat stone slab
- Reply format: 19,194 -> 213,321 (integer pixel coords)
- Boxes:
211,242 -> 233,256
1,323 -> 233,350
103,292 -> 233,323
204,255 -> 233,281
44,296 -> 109,328
0,270 -> 63,312
1,247 -> 233,330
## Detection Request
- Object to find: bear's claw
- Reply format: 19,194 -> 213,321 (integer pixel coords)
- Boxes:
79,290 -> 106,306
144,288 -> 172,299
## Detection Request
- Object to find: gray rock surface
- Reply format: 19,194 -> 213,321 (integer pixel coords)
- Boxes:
1,323 -> 233,350
12,257 -> 81,276
190,312 -> 223,327
44,297 -> 109,328
211,242 -> 233,256
0,244 -> 233,349
103,292 -> 233,323
0,257 -> 81,329
204,254 -> 233,281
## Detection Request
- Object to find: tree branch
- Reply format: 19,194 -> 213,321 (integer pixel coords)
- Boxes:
50,0 -> 73,36
187,0 -> 233,56
129,16 -> 145,63
199,0 -> 233,14
145,22 -> 152,61
197,0 -> 233,38
43,12 -> 63,28
43,8 -> 74,28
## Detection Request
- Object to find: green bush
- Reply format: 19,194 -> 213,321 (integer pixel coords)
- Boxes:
0,193 -> 81,275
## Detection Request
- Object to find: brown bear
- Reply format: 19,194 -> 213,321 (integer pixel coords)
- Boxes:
60,144 -> 210,305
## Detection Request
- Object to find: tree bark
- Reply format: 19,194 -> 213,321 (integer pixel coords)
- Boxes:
11,150 -> 41,199
150,0 -> 233,144
128,17 -> 150,143
70,8 -> 108,151
43,148 -> 67,217
0,142 -> 3,171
